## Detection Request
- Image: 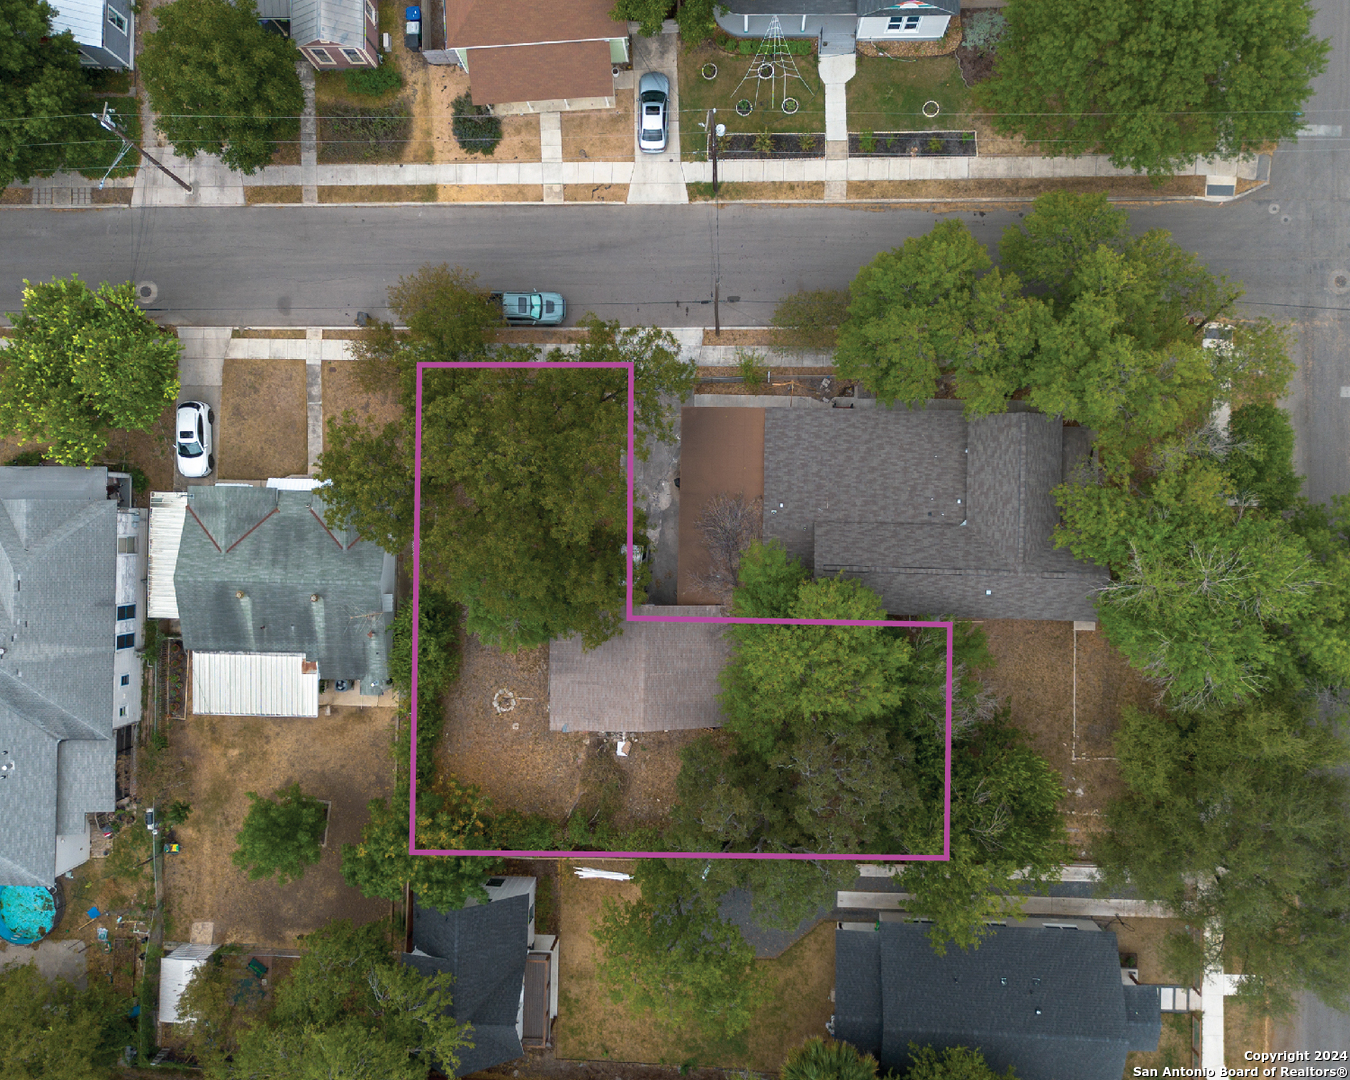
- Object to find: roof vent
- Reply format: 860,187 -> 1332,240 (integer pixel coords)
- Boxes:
236,590 -> 246,599
311,593 -> 320,602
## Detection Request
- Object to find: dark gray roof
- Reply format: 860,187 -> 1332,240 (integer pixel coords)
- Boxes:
402,893 -> 528,1076
834,923 -> 1160,1080
762,407 -> 1108,622
173,486 -> 392,693
718,887 -> 835,958
0,467 -> 119,887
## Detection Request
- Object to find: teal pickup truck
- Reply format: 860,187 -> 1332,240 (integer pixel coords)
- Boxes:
491,291 -> 567,326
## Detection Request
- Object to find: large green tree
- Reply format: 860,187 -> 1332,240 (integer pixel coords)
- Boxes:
139,0 -> 303,174
231,782 -> 328,885
593,860 -> 768,1044
0,964 -> 124,1080
0,0 -> 87,186
1094,697 -> 1350,1014
200,920 -> 470,1079
1,274 -> 181,464
975,0 -> 1330,175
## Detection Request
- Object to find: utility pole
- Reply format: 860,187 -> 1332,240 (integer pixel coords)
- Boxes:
706,107 -> 718,194
92,103 -> 193,194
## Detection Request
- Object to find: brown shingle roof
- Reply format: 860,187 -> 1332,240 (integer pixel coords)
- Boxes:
548,606 -> 730,733
446,0 -> 625,48
466,40 -> 615,106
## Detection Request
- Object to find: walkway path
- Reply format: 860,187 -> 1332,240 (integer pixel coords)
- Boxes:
540,112 -> 564,204
819,53 -> 855,201
298,62 -> 318,205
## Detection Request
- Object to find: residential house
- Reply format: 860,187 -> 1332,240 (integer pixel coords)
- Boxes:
441,0 -> 629,113
834,920 -> 1162,1080
254,0 -> 380,69
49,0 -> 135,69
146,481 -> 394,717
0,467 -> 147,888
677,404 -> 1109,621
401,876 -> 560,1073
716,1 -> 959,55
548,605 -> 730,733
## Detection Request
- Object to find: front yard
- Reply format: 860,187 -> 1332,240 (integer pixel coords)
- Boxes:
218,358 -> 308,480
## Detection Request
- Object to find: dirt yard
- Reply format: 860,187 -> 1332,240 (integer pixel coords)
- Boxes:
553,859 -> 835,1070
218,359 -> 308,480
409,63 -> 542,164
322,360 -> 403,433
163,705 -> 395,947
560,97 -> 633,162
563,184 -> 629,202
974,621 -> 1164,859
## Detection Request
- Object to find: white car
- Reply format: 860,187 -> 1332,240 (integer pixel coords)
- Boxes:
638,72 -> 669,154
175,400 -> 215,478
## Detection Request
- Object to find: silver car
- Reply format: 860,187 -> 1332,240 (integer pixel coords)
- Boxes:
638,72 -> 669,154
175,400 -> 214,478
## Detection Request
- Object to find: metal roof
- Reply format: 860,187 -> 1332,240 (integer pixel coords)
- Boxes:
48,0 -> 104,48
192,652 -> 320,717
290,0 -> 366,47
147,491 -> 186,619
159,944 -> 220,1024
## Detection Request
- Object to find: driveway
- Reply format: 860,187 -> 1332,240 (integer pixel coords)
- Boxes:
627,23 -> 688,204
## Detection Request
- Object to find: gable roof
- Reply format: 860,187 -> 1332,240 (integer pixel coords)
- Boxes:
48,0 -> 105,48
446,0 -> 624,48
835,922 -> 1159,1080
164,486 -> 393,694
0,467 -> 118,888
402,892 -> 529,1076
860,0 -> 960,16
761,406 -> 1108,621
466,40 -> 616,106
290,0 -> 366,48
548,606 -> 730,732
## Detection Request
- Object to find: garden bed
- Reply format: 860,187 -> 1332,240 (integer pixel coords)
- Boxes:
717,131 -> 826,158
848,130 -> 977,156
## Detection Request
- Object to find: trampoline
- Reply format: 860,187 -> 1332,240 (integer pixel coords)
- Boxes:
0,885 -> 61,945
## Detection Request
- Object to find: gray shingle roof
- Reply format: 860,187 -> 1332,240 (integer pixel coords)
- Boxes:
762,407 -> 1108,622
172,486 -> 393,694
548,606 -> 730,732
289,0 -> 367,48
834,923 -> 1160,1080
402,892 -> 528,1076
0,467 -> 119,888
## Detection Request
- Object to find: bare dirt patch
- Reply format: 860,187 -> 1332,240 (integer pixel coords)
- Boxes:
101,402 -> 177,495
1236,176 -> 1265,194
1074,627 -> 1164,758
846,175 -> 1206,200
164,706 -> 395,947
435,183 -> 543,202
560,98 -> 634,162
322,360 -> 403,432
1,187 -> 31,204
688,181 -> 825,201
318,184 -> 437,203
219,358 -> 308,480
554,859 -> 835,1069
246,186 -> 303,204
563,183 -> 629,202
92,188 -> 132,205
419,65 -> 542,163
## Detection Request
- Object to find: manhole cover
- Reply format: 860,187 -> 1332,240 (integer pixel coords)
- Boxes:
1331,271 -> 1350,294
492,689 -> 517,713
134,281 -> 158,305
727,295 -> 741,303
1268,203 -> 1280,214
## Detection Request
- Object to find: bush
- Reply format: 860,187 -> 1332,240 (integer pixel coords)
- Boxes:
5,449 -> 45,466
736,348 -> 768,389
451,92 -> 502,156
859,131 -> 876,153
231,782 -> 328,885
344,63 -> 403,97
797,132 -> 817,152
736,38 -> 812,55
754,129 -> 775,155
318,101 -> 411,163
963,9 -> 1008,52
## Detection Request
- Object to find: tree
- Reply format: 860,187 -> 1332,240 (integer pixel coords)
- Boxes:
203,919 -> 470,1080
0,0 -> 91,187
593,860 -> 768,1043
975,0 -> 1330,175
834,219 -> 1044,418
906,1044 -> 1018,1080
388,592 -> 461,701
0,963 -> 123,1080
770,288 -> 851,353
341,784 -> 494,912
1224,403 -> 1301,515
780,1037 -> 878,1080
1,274 -> 181,464
231,782 -> 328,885
1094,697 -> 1350,1014
609,0 -> 669,38
997,192 -> 1130,306
139,0 -> 303,174
450,92 -> 502,156
674,0 -> 724,44
177,948 -> 271,1063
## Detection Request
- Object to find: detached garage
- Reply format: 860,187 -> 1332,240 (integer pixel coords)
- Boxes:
159,944 -> 219,1024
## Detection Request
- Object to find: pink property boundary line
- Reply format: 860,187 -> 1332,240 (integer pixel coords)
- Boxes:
410,360 -> 953,861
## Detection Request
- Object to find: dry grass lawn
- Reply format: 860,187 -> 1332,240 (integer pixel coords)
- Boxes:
245,186 -> 303,204
218,358 -> 308,480
688,181 -> 825,201
322,360 -> 403,433
563,183 -> 629,202
434,183 -> 543,201
163,705 -> 396,947
318,184 -> 437,203
416,65 -> 542,163
554,860 -> 835,1070
1,187 -> 31,204
560,97 -> 634,162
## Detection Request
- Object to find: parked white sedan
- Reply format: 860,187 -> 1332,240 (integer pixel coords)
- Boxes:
175,400 -> 215,478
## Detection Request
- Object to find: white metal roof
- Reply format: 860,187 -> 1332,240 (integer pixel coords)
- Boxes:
147,492 -> 186,619
159,943 -> 219,1024
266,477 -> 330,490
192,651 -> 320,716
49,0 -> 104,47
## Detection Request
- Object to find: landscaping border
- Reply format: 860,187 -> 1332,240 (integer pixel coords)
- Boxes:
849,130 -> 978,157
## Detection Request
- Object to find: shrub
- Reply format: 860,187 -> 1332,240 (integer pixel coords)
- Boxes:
736,348 -> 768,389
927,136 -> 944,153
963,9 -> 1008,53
451,92 -> 502,156
754,129 -> 775,155
797,132 -> 817,152
318,101 -> 411,163
5,449 -> 45,466
344,63 -> 403,97
231,782 -> 328,885
859,131 -> 876,153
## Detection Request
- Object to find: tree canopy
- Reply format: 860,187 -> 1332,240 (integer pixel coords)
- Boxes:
231,782 -> 328,885
0,0 -> 90,187
1,274 -> 181,464
139,0 -> 303,174
0,964 -> 124,1080
975,0 -> 1330,175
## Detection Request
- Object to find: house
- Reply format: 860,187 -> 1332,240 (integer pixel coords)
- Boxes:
401,876 -> 560,1073
442,0 -> 629,113
146,481 -> 395,717
548,605 -> 730,733
159,943 -> 220,1024
0,467 -> 147,888
834,920 -> 1162,1080
678,404 -> 1109,622
254,0 -> 380,69
49,0 -> 135,69
716,0 -> 959,55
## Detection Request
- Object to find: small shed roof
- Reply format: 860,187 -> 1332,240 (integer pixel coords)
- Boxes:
159,943 -> 219,1024
548,606 -> 730,732
192,652 -> 320,717
466,40 -> 615,106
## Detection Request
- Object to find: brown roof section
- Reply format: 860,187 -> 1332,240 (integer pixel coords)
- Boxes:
446,0 -> 625,48
467,40 -> 615,106
677,407 -> 766,605
548,606 -> 731,733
